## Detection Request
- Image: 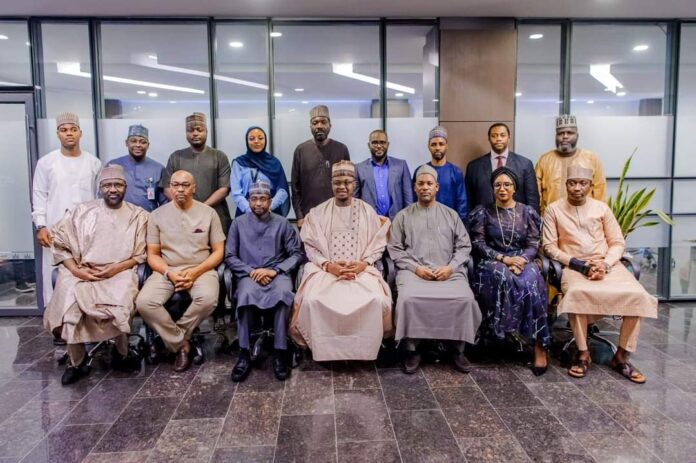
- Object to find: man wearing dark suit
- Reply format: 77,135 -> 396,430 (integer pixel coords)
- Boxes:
354,130 -> 414,220
465,123 -> 540,212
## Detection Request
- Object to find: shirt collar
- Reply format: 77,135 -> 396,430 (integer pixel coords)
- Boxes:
371,156 -> 389,167
491,149 -> 509,159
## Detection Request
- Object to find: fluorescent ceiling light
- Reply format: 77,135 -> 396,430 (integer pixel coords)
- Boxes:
301,100 -> 309,104
57,62 -> 205,94
587,100 -> 595,104
270,32 -> 282,38
148,54 -> 157,60
432,99 -> 439,102
515,92 -> 523,97
294,88 -> 304,92
148,92 -> 158,97
395,92 -> 404,97
137,90 -> 147,94
228,41 -> 244,48
25,41 -> 30,46
0,35 -> 8,40
617,91 -> 627,96
633,44 -> 649,52
289,108 -> 296,112
169,100 -> 176,103
133,54 -> 268,90
529,34 -> 544,40
274,92 -> 283,97
589,64 -> 623,94
332,63 -> 415,94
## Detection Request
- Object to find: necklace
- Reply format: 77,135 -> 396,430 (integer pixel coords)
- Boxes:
495,203 -> 516,249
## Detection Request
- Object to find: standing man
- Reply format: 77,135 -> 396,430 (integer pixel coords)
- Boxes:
45,165 -> 148,385
291,105 -> 350,226
388,165 -> 481,374
107,124 -> 166,212
465,123 -> 539,211
354,129 -> 413,220
136,170 -> 225,372
225,181 -> 303,382
32,112 -> 102,305
535,115 -> 606,215
416,126 -> 468,223
160,113 -> 232,233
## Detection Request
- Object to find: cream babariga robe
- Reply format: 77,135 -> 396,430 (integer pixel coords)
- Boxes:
290,198 -> 392,361
43,199 -> 148,345
542,197 -> 657,319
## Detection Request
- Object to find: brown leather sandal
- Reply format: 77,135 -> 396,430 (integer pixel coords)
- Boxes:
568,358 -> 591,379
612,362 -> 646,384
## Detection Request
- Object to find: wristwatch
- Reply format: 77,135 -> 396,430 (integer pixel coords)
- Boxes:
321,261 -> 330,272
36,225 -> 46,231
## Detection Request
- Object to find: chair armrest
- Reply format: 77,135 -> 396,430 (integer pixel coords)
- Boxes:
538,255 -> 562,290
51,267 -> 59,289
137,263 -> 151,288
381,253 -> 396,290
223,266 -> 234,301
466,259 -> 474,281
295,264 -> 305,291
620,255 -> 640,281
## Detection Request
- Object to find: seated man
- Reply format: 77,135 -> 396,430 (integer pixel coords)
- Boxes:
388,165 -> 482,374
542,165 -> 658,383
44,165 -> 148,385
136,170 -> 225,372
225,181 -> 303,382
290,161 -> 392,361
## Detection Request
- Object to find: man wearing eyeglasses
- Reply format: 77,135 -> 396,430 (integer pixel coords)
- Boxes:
44,165 -> 148,385
354,130 -> 413,220
137,170 -> 226,372
290,161 -> 392,362
465,123 -> 539,212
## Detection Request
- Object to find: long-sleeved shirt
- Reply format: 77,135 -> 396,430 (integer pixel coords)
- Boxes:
107,155 -> 166,212
372,158 -> 391,216
418,161 -> 468,223
230,161 -> 289,217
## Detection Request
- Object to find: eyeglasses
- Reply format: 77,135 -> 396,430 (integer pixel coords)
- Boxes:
493,182 -> 514,189
370,140 -> 388,145
170,182 -> 192,189
100,182 -> 126,190
332,180 -> 354,187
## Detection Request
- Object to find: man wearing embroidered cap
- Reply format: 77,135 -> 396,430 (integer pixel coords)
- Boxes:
388,165 -> 481,374
415,126 -> 468,223
291,105 -> 350,226
160,113 -> 232,232
44,164 -> 149,385
32,112 -> 102,307
542,165 -> 657,383
290,160 -> 392,361
225,180 -> 303,382
535,114 -> 606,215
107,124 -> 166,212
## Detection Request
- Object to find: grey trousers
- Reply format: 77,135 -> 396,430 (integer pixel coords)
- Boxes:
237,303 -> 288,350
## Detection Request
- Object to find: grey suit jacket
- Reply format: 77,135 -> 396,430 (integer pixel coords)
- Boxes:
354,156 -> 414,220
465,151 -> 540,213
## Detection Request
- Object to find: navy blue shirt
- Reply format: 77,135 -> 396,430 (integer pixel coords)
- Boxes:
108,155 -> 166,212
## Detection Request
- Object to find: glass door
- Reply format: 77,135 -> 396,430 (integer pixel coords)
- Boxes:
0,93 -> 41,315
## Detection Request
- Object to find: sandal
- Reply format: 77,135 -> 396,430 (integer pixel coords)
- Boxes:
612,362 -> 646,384
568,358 -> 591,379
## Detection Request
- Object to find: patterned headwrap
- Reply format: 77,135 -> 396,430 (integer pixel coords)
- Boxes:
490,166 -> 519,190
248,180 -> 271,198
309,105 -> 330,121
428,125 -> 448,140
415,164 -> 438,181
186,112 -> 207,129
556,114 -> 577,130
56,112 -> 80,128
127,124 -> 149,140
332,160 -> 355,178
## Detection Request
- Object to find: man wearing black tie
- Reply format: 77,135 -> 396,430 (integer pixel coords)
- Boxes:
465,123 -> 540,212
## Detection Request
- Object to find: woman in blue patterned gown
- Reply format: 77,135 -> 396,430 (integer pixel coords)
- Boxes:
469,166 -> 550,375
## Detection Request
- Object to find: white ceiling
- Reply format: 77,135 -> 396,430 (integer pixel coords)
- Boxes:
1,0 -> 696,19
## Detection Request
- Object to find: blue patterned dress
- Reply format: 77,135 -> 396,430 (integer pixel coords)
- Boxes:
468,203 -> 550,347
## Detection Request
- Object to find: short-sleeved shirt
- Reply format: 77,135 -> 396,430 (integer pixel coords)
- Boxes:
160,146 -> 232,232
147,200 -> 226,269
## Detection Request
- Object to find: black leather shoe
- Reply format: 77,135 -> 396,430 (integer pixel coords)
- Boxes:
231,350 -> 252,382
61,359 -> 90,385
402,351 -> 421,374
272,351 -> 289,381
112,348 -> 142,372
452,352 -> 471,374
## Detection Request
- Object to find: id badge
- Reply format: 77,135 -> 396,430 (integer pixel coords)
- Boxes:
147,187 -> 155,200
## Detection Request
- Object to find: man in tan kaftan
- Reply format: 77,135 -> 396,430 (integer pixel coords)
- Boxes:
535,115 -> 606,215
542,165 -> 657,383
290,161 -> 392,361
44,165 -> 148,385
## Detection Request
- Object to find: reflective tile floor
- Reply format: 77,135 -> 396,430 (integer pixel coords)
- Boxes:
2,302 -> 696,462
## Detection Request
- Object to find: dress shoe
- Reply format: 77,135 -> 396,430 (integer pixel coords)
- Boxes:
402,351 -> 421,374
272,350 -> 289,381
452,352 -> 471,373
174,345 -> 192,372
231,350 -> 251,382
61,359 -> 90,386
112,348 -> 143,372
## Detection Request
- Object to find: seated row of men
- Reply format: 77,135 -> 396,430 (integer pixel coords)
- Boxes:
45,155 -> 657,387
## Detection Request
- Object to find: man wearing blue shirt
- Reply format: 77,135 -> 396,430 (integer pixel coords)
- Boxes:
108,124 -> 166,212
416,126 -> 468,223
354,130 -> 413,220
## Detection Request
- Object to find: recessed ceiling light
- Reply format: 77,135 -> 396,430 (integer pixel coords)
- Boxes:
169,100 -> 176,103
616,91 -> 627,96
529,34 -> 544,40
301,100 -> 309,104
148,54 -> 157,60
633,44 -> 649,52
294,88 -> 304,92
515,92 -> 523,97
395,92 -> 404,97
273,92 -> 283,97
148,92 -> 158,97
25,41 -> 30,46
0,35 -> 8,40
137,90 -> 147,95
587,100 -> 595,104
229,41 -> 244,48
270,32 -> 282,38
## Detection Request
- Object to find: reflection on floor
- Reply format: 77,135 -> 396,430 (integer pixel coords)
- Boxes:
0,302 -> 696,462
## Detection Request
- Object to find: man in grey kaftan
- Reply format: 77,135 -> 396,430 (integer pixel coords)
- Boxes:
388,165 -> 481,374
225,181 -> 303,382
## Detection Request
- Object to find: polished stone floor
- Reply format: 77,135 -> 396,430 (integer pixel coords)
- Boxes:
2,302 -> 696,462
